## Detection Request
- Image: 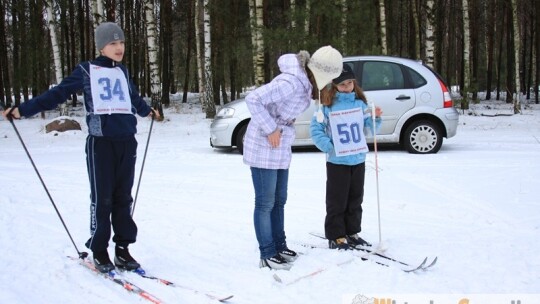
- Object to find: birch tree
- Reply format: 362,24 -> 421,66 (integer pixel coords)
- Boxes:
511,0 -> 521,114
378,0 -> 387,55
45,0 -> 68,116
248,0 -> 257,83
291,0 -> 296,29
251,0 -> 265,86
91,0 -> 104,56
195,0 -> 215,118
425,0 -> 435,67
305,0 -> 310,33
203,0 -> 214,116
144,0 -> 163,118
195,0 -> 205,107
462,0 -> 471,109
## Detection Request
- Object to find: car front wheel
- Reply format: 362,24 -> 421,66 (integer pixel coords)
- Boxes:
403,120 -> 442,154
236,124 -> 247,155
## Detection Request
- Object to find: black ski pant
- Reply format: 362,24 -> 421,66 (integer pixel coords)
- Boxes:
85,135 -> 138,253
324,162 -> 365,240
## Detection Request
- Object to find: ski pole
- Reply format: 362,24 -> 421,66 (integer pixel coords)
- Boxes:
371,103 -> 383,247
2,106 -> 88,259
131,109 -> 155,217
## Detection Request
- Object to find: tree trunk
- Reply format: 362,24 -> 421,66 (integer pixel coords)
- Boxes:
11,0 -> 21,105
248,0 -> 257,84
211,3 -> 225,107
534,1 -> 540,104
92,0 -> 104,55
496,3 -> 505,101
470,0 -> 478,101
462,0 -> 471,109
485,0 -> 495,100
203,0 -> 215,118
144,0 -> 163,118
0,0 -> 12,106
340,0 -> 347,52
161,0 -> 172,106
69,0 -> 78,106
409,0 -> 418,59
511,0 -> 521,114
505,2 -> 514,104
378,0 -> 387,55
195,0 -> 205,106
254,0 -> 265,85
46,0 -> 68,116
290,0 -> 296,29
195,0 -> 215,118
305,0 -> 310,34
425,0 -> 435,67
182,0 -> 195,103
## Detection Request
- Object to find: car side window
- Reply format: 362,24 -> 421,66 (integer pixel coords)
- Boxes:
361,61 -> 404,91
407,66 -> 428,88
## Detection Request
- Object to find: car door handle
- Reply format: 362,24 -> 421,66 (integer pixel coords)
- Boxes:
395,95 -> 411,100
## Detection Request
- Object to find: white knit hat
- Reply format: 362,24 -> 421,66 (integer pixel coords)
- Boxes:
307,45 -> 343,90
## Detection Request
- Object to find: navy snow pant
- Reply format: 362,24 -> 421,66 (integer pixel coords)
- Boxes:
85,135 -> 138,252
324,162 -> 365,240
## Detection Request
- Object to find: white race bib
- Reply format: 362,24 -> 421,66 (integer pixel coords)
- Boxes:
328,107 -> 368,157
90,64 -> 132,115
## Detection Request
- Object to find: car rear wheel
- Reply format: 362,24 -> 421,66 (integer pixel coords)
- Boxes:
236,124 -> 247,155
403,120 -> 442,154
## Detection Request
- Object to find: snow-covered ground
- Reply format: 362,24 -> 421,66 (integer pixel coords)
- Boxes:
1,97 -> 539,304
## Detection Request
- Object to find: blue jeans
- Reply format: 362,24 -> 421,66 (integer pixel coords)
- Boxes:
250,167 -> 289,259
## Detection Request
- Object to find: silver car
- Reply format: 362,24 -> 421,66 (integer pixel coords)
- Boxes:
210,55 -> 459,154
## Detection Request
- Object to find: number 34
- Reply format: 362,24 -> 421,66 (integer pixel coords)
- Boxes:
98,77 -> 126,101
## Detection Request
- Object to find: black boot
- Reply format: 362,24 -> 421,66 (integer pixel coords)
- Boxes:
328,237 -> 352,250
278,248 -> 298,262
346,234 -> 372,248
93,250 -> 115,273
114,245 -> 141,271
259,254 -> 291,270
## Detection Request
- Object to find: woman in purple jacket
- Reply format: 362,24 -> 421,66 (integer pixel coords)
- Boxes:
243,46 -> 343,270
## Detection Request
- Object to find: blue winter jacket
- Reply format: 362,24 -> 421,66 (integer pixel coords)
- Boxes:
18,56 -> 151,138
310,92 -> 381,165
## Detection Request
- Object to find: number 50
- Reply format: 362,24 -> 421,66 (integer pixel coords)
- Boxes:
337,123 -> 362,144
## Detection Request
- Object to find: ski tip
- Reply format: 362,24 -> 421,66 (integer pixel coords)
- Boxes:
273,273 -> 283,283
425,256 -> 438,269
218,295 -> 234,302
416,257 -> 428,269
134,267 -> 146,275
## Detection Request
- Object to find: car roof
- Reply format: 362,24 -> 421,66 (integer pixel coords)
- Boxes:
343,55 -> 423,65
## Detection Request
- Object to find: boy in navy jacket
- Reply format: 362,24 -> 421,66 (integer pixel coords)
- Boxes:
2,22 -> 157,272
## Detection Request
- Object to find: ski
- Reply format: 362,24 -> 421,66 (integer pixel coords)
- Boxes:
273,257 -> 356,286
307,232 -> 437,271
295,241 -> 436,273
68,256 -> 163,304
126,267 -> 234,302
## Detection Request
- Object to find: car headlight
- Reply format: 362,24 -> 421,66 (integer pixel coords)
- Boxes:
215,107 -> 235,119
